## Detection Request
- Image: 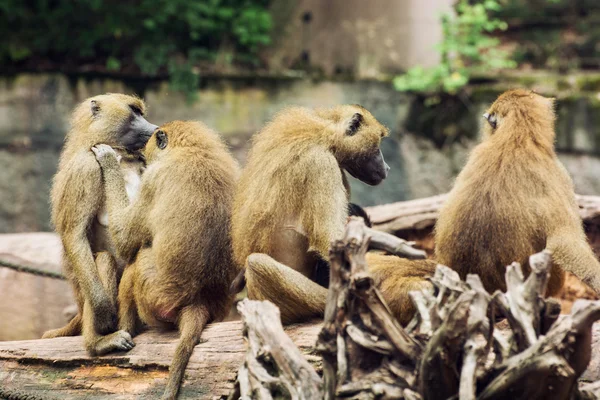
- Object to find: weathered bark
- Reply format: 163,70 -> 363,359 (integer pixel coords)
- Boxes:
229,300 -> 322,400
0,321 -> 322,400
366,227 -> 427,259
311,217 -> 600,400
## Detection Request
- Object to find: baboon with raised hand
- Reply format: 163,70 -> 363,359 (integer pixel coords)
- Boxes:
435,89 -> 600,295
44,94 -> 157,356
92,120 -> 240,400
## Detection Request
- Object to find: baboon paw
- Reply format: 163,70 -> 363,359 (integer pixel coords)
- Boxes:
111,330 -> 135,351
91,144 -> 120,164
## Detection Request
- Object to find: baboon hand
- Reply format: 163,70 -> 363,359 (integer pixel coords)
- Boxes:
93,294 -> 118,335
91,144 -> 121,166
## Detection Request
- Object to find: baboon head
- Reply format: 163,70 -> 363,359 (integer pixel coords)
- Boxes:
330,105 -> 390,186
482,89 -> 555,139
143,120 -> 219,163
76,93 -> 157,151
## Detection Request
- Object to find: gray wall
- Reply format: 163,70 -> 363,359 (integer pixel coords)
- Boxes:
1,73 -> 600,233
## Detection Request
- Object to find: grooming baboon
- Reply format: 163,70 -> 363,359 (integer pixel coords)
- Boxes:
435,89 -> 600,295
92,120 -> 240,400
43,94 -> 156,356
230,105 -> 435,324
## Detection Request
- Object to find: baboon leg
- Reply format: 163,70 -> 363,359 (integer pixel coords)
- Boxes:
81,250 -> 133,355
118,265 -> 141,335
96,251 -> 121,303
82,299 -> 135,356
63,233 -> 117,336
42,258 -> 85,339
547,233 -> 600,294
162,304 -> 210,400
42,312 -> 82,338
246,253 -> 327,324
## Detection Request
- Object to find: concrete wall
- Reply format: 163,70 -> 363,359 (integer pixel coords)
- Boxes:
1,73 -> 600,233
266,0 -> 454,76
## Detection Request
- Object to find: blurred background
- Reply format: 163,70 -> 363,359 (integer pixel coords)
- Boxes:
1,0 -> 600,340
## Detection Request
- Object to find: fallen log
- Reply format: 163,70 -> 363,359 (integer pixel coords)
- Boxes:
0,320 -> 322,400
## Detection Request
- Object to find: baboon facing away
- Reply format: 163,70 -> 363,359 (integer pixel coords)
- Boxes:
435,89 -> 600,295
44,94 -> 157,356
92,120 -> 240,400
230,105 -> 435,324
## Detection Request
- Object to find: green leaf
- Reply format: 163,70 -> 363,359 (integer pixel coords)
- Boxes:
106,56 -> 121,71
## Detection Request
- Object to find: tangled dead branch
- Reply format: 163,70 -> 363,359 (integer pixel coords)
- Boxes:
232,217 -> 600,400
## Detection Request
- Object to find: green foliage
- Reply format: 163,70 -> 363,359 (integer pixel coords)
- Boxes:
394,0 -> 516,94
0,0 -> 273,100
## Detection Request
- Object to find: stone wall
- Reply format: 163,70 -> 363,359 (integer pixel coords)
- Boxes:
1,73 -> 600,233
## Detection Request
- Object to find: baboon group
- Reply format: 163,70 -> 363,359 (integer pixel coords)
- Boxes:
42,89 -> 600,399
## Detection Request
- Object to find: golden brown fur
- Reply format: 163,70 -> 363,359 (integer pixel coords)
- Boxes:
368,254 -> 436,325
232,105 -> 389,277
231,105 -> 434,324
44,94 -> 156,356
435,89 -> 600,295
244,252 -> 435,325
93,120 -> 240,400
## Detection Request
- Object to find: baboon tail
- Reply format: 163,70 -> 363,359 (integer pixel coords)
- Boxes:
41,312 -> 82,338
162,304 -> 209,400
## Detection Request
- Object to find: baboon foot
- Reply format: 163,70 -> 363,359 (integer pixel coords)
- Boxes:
93,330 -> 135,355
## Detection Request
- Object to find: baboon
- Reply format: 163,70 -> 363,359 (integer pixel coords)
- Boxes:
43,94 -> 157,356
230,105 -> 435,324
435,89 -> 600,295
92,120 -> 240,400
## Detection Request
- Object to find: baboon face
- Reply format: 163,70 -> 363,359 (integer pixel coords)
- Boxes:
335,107 -> 390,186
482,89 -> 555,135
90,94 -> 158,151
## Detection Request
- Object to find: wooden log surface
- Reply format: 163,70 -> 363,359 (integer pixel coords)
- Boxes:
0,320 -> 323,400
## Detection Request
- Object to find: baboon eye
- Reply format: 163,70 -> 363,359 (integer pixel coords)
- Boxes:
129,104 -> 143,116
483,112 -> 497,129
346,113 -> 363,136
156,130 -> 168,149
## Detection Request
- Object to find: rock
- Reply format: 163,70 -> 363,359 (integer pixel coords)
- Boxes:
0,232 -> 74,340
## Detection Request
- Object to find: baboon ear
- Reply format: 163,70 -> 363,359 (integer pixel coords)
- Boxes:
156,129 -> 168,150
345,113 -> 363,136
90,100 -> 100,116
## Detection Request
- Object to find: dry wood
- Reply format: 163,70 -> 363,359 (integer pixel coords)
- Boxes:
263,217 -> 600,400
366,226 -> 426,259
0,320 -> 322,400
229,299 -> 322,400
